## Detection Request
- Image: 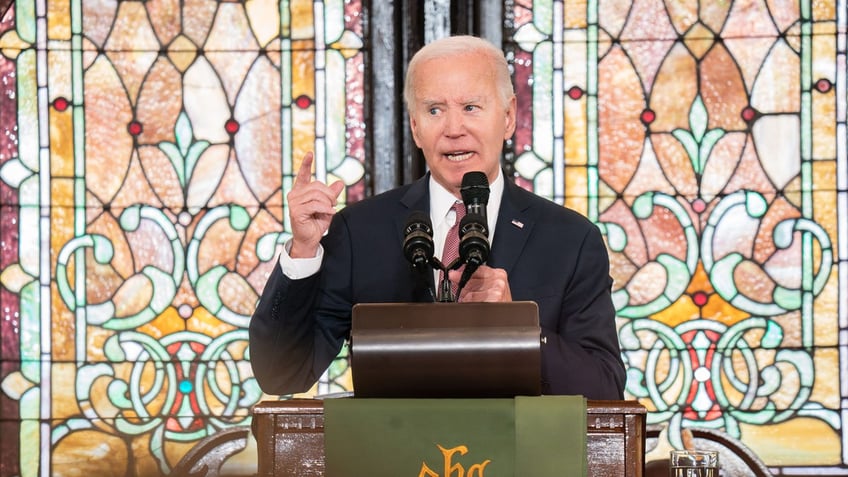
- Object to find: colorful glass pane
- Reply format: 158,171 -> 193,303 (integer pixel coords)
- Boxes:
508,0 -> 846,472
2,0 -> 847,474
0,0 -> 362,474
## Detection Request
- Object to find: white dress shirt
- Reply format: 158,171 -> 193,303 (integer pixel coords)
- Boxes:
428,171 -> 503,285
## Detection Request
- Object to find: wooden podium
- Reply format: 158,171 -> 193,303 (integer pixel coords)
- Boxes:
252,399 -> 646,476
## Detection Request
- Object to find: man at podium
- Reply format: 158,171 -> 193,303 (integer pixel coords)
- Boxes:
249,35 -> 626,400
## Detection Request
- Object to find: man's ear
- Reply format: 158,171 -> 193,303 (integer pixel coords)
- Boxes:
409,113 -> 422,148
504,96 -> 517,139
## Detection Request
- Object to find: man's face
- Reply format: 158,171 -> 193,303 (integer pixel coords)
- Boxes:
409,53 -> 516,196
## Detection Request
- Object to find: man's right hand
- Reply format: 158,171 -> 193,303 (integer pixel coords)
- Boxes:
286,152 -> 345,258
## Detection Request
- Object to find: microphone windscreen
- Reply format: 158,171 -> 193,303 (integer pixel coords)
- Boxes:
405,211 -> 432,234
403,211 -> 434,265
458,212 -> 489,267
460,171 -> 490,204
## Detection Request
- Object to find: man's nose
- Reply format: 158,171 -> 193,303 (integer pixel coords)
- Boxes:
443,109 -> 466,136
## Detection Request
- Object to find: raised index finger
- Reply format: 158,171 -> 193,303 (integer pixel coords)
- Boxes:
294,152 -> 315,187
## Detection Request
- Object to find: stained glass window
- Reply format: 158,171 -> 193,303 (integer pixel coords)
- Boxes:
0,0 -> 363,474
1,0 -> 847,474
508,0 -> 846,473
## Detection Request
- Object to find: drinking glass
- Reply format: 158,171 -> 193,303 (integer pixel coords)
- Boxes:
669,450 -> 719,477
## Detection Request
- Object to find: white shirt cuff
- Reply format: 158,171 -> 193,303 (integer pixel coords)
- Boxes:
278,240 -> 323,279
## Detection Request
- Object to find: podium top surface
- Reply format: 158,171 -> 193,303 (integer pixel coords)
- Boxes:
253,398 -> 648,416
350,301 -> 542,398
351,300 -> 540,328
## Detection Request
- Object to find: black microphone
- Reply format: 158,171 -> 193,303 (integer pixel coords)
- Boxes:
460,171 -> 490,218
457,172 -> 491,295
403,211 -> 435,270
458,212 -> 489,267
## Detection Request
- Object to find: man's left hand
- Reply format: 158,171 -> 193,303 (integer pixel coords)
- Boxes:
449,265 -> 512,302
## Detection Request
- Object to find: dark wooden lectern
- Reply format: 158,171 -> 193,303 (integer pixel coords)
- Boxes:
252,399 -> 646,476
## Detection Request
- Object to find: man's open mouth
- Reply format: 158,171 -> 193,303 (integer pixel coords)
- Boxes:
444,151 -> 473,161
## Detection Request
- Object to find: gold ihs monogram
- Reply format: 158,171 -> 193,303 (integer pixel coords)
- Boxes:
418,444 -> 492,477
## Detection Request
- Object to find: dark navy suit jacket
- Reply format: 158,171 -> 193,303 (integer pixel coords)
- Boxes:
249,175 -> 626,399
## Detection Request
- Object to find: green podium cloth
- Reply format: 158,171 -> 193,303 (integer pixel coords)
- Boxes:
324,396 -> 586,476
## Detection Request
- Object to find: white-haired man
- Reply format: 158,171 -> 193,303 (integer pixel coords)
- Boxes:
249,35 -> 626,400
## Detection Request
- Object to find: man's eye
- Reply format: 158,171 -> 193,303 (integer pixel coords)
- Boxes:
465,105 -> 479,112
428,107 -> 439,115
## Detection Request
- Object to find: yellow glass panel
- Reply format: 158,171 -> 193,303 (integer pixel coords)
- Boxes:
49,106 -> 75,178
812,90 -> 837,159
47,0 -> 72,40
563,0 -> 587,29
811,0 -> 837,21
743,418 -> 841,465
564,166 -> 588,214
563,96 -> 587,168
811,269 -> 840,348
290,0 -> 315,40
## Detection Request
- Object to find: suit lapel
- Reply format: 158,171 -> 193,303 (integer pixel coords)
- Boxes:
396,175 -> 430,244
397,176 -> 434,299
489,180 -> 534,273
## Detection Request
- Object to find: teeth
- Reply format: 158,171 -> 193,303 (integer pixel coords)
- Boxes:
445,152 -> 472,161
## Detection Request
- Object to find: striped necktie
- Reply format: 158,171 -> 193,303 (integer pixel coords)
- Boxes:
439,201 -> 466,300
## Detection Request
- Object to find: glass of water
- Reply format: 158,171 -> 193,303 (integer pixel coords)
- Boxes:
669,450 -> 719,477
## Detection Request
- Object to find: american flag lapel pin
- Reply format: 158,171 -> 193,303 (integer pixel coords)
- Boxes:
511,219 -> 524,229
